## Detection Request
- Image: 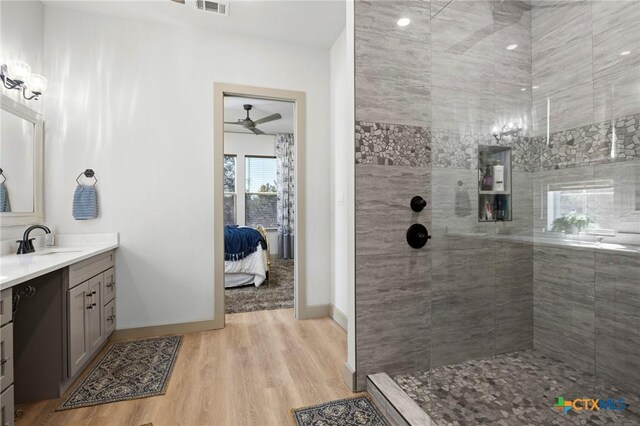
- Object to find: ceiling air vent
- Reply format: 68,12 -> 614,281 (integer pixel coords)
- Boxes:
195,0 -> 229,16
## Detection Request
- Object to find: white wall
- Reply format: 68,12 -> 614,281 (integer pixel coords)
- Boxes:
0,0 -> 44,114
330,4 -> 355,374
224,132 -> 278,254
329,29 -> 349,316
0,0 -> 44,239
43,5 -> 332,329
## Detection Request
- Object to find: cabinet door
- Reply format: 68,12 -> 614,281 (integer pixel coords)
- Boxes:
0,323 -> 13,393
104,299 -> 116,337
87,275 -> 104,354
103,267 -> 115,305
0,289 -> 11,327
68,282 -> 89,378
0,385 -> 14,426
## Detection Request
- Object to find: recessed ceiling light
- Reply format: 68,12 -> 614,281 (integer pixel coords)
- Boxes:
397,17 -> 411,27
620,50 -> 631,56
532,85 -> 539,89
506,44 -> 518,50
520,88 -> 527,91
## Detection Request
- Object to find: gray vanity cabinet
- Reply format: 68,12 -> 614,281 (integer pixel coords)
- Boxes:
0,288 -> 14,426
68,283 -> 89,378
67,251 -> 115,379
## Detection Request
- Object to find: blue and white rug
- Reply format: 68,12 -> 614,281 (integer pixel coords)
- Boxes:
292,395 -> 390,426
57,335 -> 182,410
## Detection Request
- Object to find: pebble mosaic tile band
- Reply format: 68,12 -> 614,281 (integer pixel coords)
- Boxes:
393,350 -> 640,426
355,121 -> 431,167
355,113 -> 640,171
431,129 -> 535,172
531,113 -> 640,171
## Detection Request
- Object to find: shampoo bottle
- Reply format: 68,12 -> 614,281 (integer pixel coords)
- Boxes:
492,161 -> 504,192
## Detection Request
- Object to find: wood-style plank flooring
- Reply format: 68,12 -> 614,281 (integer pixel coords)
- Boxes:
19,309 -> 353,426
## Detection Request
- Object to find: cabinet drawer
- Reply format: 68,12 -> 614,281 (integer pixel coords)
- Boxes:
0,289 -> 11,327
0,324 -> 13,393
68,251 -> 115,290
103,267 -> 115,305
104,299 -> 116,337
0,385 -> 14,426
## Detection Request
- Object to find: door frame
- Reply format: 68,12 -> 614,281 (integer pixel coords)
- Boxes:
213,83 -> 307,328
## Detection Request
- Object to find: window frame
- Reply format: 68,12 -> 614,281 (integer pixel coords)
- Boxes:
223,154 -> 238,226
244,155 -> 278,229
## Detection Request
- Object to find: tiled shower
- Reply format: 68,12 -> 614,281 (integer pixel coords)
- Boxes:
354,0 -> 640,422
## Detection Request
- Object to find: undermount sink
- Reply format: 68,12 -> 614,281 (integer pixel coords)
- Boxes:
32,248 -> 85,256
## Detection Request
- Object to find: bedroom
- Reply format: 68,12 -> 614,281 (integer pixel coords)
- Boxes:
222,96 -> 296,315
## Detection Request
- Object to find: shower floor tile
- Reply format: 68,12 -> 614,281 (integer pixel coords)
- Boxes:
393,350 -> 640,426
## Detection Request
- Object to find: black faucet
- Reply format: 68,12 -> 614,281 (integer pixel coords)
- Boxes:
16,225 -> 52,254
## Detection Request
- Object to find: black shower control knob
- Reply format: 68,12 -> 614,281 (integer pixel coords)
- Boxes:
406,224 -> 431,249
410,196 -> 427,212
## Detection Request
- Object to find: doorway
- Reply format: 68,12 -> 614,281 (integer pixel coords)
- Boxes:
213,84 -> 306,328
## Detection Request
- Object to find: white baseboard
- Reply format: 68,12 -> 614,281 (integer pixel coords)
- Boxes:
342,361 -> 357,392
330,304 -> 348,331
298,303 -> 330,319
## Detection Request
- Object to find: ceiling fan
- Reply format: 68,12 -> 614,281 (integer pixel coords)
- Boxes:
224,104 -> 282,135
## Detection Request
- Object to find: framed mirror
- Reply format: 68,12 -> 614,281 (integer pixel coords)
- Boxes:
0,94 -> 44,227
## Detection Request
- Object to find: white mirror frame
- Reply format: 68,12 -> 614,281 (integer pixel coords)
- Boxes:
0,94 -> 44,227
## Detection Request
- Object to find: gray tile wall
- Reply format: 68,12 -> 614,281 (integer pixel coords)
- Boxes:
531,1 -> 640,138
529,0 -> 640,390
533,245 -> 640,390
354,0 -> 432,390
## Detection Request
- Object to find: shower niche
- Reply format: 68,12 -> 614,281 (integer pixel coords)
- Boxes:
478,145 -> 512,222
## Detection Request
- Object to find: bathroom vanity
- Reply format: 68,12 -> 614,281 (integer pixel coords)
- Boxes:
0,235 -> 118,425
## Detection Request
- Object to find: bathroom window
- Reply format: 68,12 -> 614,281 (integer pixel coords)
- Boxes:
245,156 -> 277,228
223,155 -> 237,225
547,180 -> 614,232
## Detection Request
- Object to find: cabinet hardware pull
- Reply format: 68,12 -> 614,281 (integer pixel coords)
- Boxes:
87,306 -> 93,309
86,294 -> 92,298
0,358 -> 6,365
92,303 -> 96,307
92,291 -> 97,295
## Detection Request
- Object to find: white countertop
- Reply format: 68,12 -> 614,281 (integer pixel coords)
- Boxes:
0,233 -> 119,290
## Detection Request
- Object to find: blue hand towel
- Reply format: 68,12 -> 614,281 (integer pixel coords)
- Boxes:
0,182 -> 10,212
73,184 -> 97,220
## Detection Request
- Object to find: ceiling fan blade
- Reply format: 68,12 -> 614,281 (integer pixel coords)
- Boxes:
224,121 -> 243,125
249,127 -> 265,135
253,113 -> 282,125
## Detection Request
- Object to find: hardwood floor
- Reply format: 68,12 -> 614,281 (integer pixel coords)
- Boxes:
19,309 -> 353,426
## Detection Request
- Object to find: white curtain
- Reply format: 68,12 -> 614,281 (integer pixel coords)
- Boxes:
276,133 -> 295,259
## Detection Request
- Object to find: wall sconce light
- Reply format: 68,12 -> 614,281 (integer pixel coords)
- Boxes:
491,122 -> 522,141
0,60 -> 47,101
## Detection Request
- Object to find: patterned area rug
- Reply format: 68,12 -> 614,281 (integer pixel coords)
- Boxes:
292,395 -> 390,426
225,258 -> 294,314
57,335 -> 182,411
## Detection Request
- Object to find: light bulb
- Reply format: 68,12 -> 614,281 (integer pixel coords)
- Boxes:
28,74 -> 47,94
506,44 -> 518,50
7,60 -> 31,83
397,17 -> 411,27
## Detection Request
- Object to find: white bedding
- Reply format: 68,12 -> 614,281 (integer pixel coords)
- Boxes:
224,245 -> 267,287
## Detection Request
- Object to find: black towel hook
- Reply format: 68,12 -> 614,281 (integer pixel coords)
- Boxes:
76,169 -> 98,186
0,168 -> 5,184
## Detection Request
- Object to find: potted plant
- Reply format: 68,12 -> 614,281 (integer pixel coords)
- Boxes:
551,213 -> 593,234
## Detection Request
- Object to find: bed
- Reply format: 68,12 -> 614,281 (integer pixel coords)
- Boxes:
224,225 -> 271,288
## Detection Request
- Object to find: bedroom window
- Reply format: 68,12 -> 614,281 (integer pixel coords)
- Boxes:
245,156 -> 277,228
224,155 -> 237,225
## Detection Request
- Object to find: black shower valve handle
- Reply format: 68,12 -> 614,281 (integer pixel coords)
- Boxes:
406,224 -> 431,249
410,196 -> 428,212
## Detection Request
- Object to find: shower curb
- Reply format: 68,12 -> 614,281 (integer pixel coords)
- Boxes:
367,373 -> 437,426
